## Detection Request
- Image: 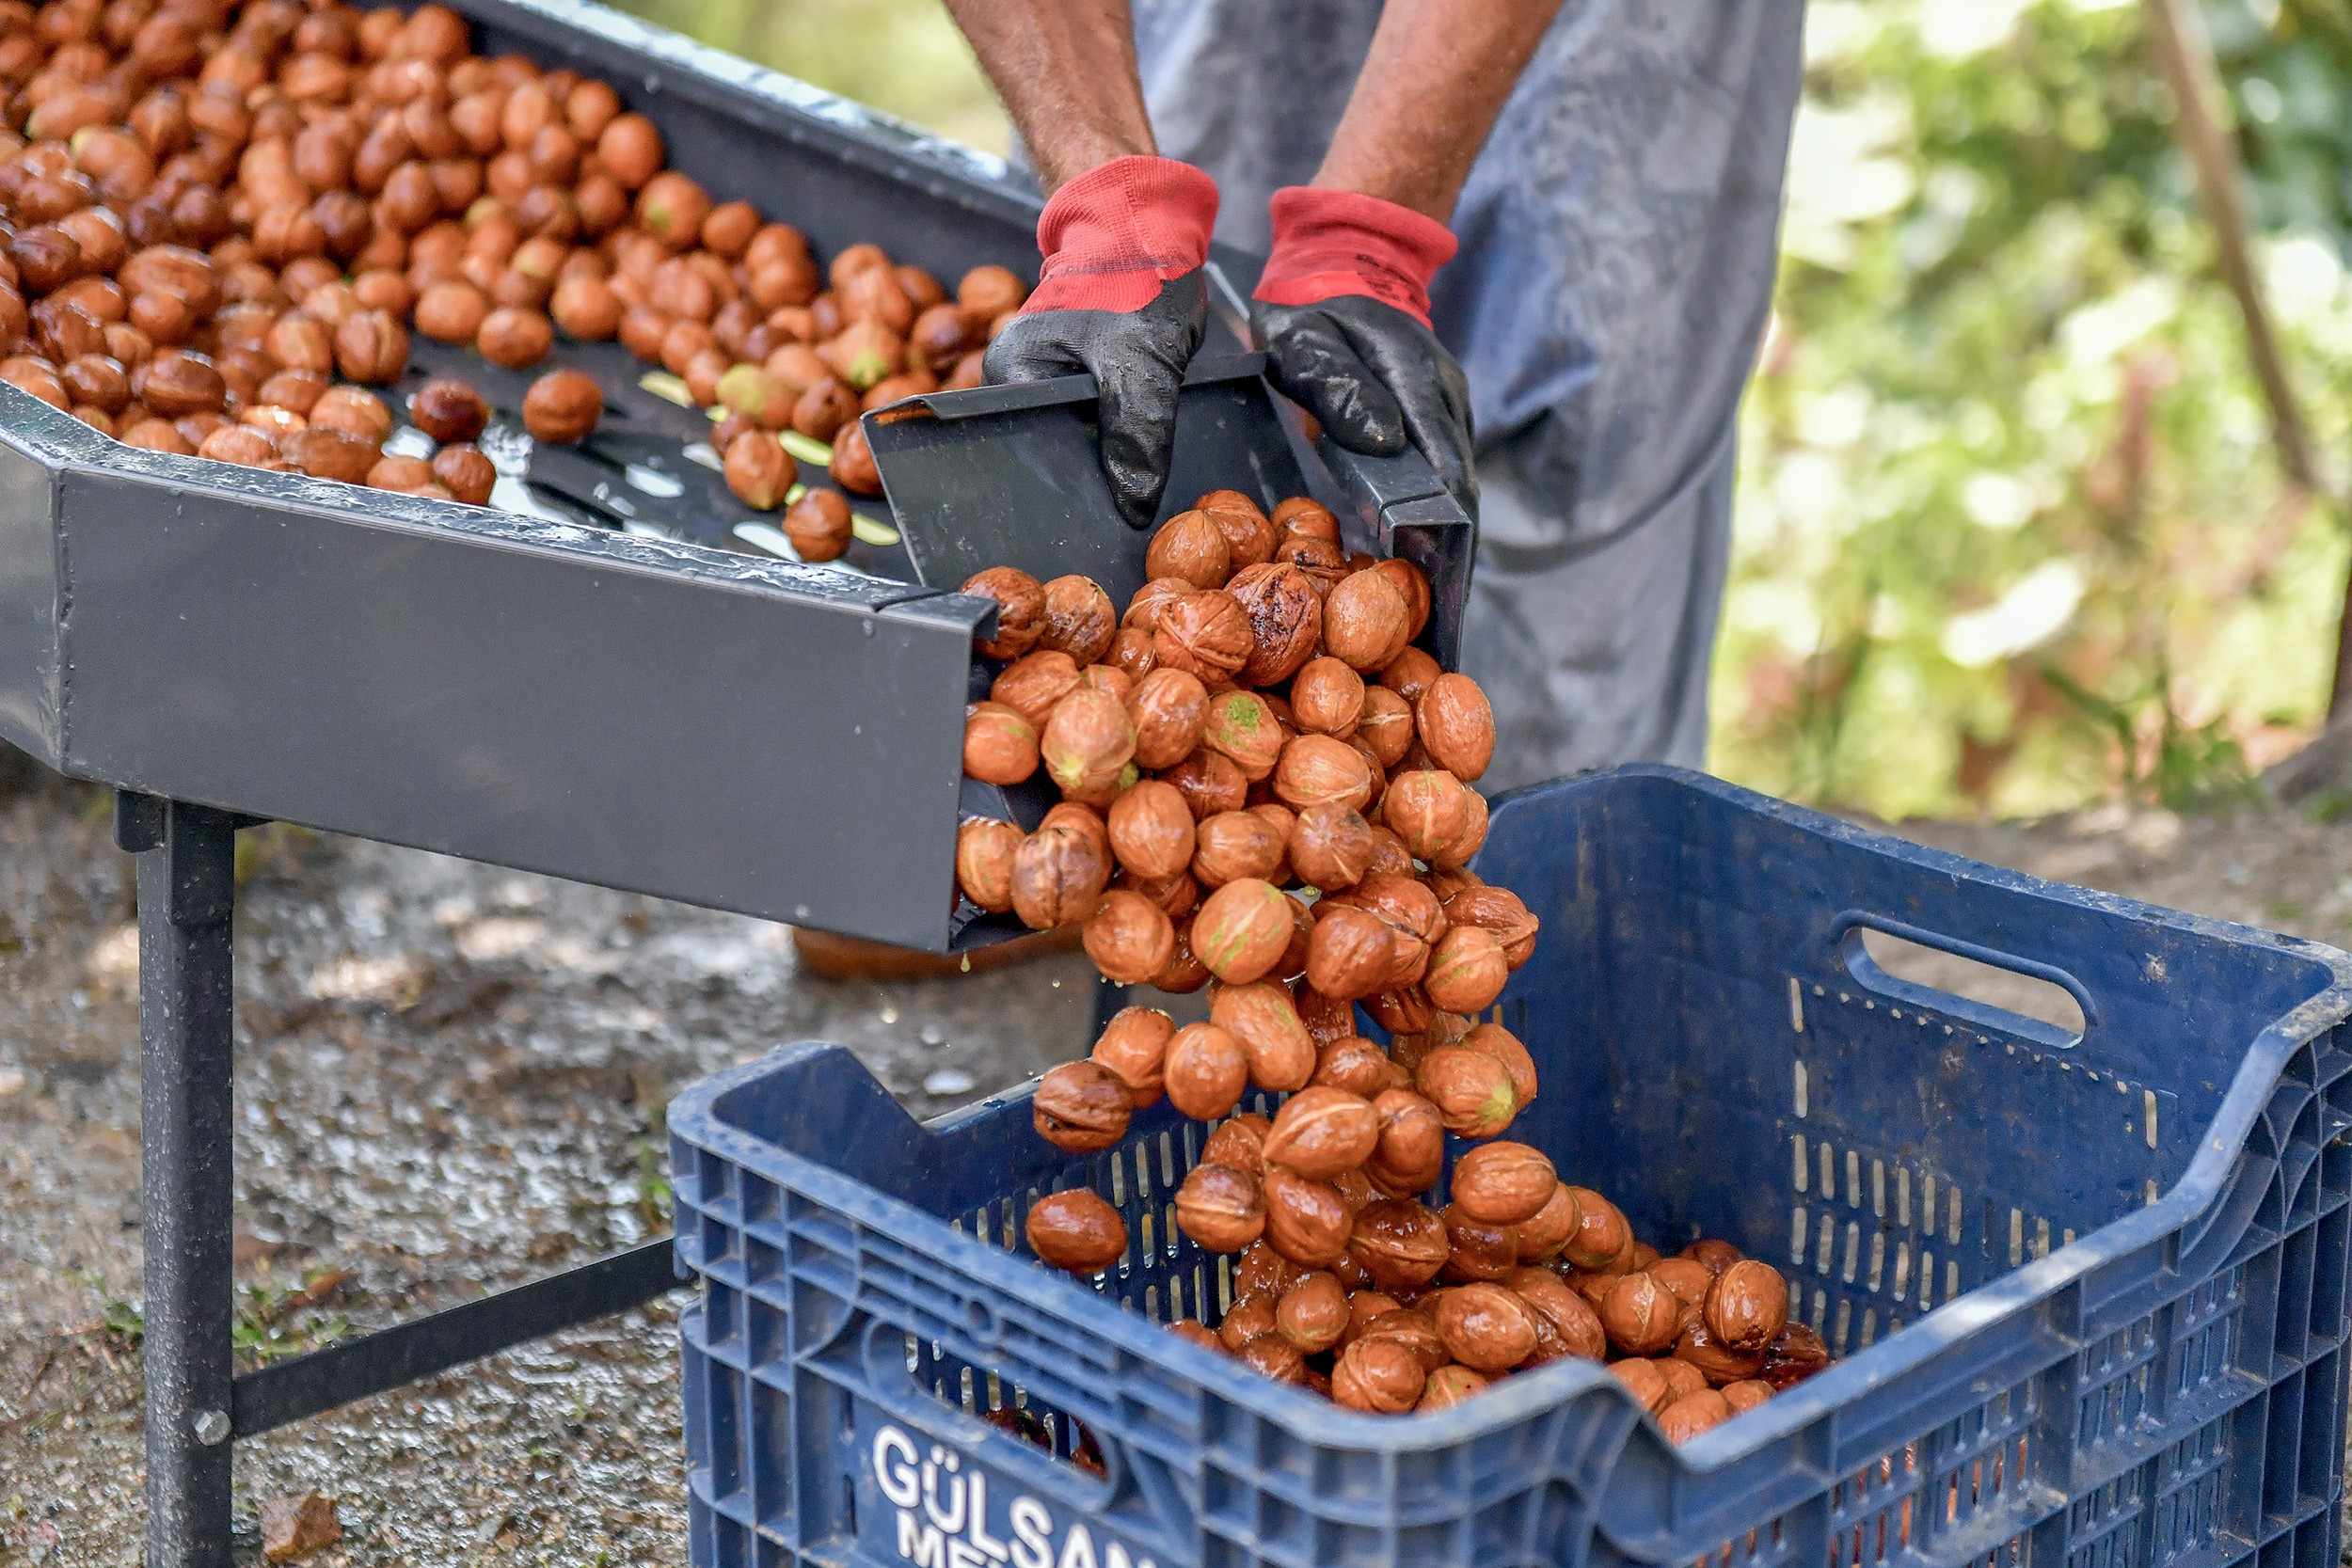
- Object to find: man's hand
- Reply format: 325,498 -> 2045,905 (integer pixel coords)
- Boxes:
1250,189 -> 1475,515
983,155 -> 1216,530
1249,0 -> 1567,520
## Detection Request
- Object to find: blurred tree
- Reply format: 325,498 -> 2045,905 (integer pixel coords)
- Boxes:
1714,0 -> 2352,818
602,0 -> 1009,155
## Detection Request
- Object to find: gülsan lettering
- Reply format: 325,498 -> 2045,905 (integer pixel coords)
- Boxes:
875,1428 -> 922,1510
1009,1496 -> 1055,1568
966,1475 -> 1011,1561
867,1425 -> 1157,1568
897,1512 -> 946,1568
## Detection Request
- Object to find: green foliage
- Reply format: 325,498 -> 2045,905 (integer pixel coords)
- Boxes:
232,1268 -> 356,1365
1715,0 -> 2352,817
600,0 -> 1007,154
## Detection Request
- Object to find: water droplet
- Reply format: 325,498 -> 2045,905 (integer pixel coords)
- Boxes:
624,463 -> 684,498
923,1068 -> 976,1097
879,1005 -> 898,1025
920,1024 -> 944,1047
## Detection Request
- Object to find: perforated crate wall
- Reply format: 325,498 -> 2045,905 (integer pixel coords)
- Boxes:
670,767 -> 2352,1568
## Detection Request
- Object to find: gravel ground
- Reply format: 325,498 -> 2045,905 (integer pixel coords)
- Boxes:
3,762 -> 2348,1563
0,763 -> 1096,1565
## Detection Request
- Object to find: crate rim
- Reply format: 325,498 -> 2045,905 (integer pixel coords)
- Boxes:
669,764 -> 2352,1470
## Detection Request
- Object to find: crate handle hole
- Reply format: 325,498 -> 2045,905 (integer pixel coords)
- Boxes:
1841,918 -> 2089,1046
961,1298 -> 1001,1341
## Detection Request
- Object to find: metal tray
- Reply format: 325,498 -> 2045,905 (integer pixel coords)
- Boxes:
0,0 -> 1063,949
0,0 -> 1467,954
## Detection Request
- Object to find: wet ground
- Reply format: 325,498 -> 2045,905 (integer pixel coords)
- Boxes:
3,761 -> 2349,1562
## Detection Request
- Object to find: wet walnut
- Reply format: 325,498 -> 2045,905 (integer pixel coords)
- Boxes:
522,367 -> 603,444
1200,689 -> 1285,781
1345,1197 -> 1450,1290
1174,1162 -> 1263,1252
1208,981 -> 1316,1094
1331,1335 -> 1425,1414
1152,590 -> 1252,682
1273,734 -> 1375,814
1083,889 -> 1175,986
1260,1166 -> 1352,1270
1274,1271 -> 1349,1353
1436,1282 -> 1540,1372
332,308 -> 408,382
1009,823 -> 1109,929
991,650 -> 1082,729
1105,779 -> 1195,880
1422,926 -> 1509,1014
1659,1389 -> 1734,1446
1032,1060 -> 1133,1153
1382,768 -> 1473,865
1025,1189 -> 1127,1275
1192,809 -> 1285,889
1038,687 -> 1136,798
962,701 -> 1039,785
1145,508 -> 1231,589
410,377 -> 491,443
1189,489 -> 1271,562
1225,562 -> 1323,687
1447,1141 -> 1557,1227
961,565 -> 1046,661
1201,1114 -> 1272,1178
1289,802 -> 1375,892
1039,574 -> 1117,664
1441,884 -> 1541,969
784,489 -> 854,562
1704,1260 -> 1790,1352
1414,1045 -> 1518,1139
1306,903 -> 1395,1002
1511,1183 -> 1583,1263
1321,569 -> 1410,670
430,445 -> 497,506
1260,1086 -> 1379,1180
1127,666 -> 1210,770
1191,878 -> 1294,985
955,818 -> 1023,912
1089,1005 -> 1176,1105
1291,656 -> 1366,738
1417,673 -> 1496,783
1163,1022 -> 1249,1120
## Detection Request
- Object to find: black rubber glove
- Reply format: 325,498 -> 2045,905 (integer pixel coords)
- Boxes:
984,269 -> 1208,531
1251,293 -> 1478,518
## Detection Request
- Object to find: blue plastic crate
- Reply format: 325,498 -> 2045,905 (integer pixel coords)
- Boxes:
668,765 -> 2352,1568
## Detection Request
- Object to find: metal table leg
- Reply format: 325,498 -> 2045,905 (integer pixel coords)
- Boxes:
115,792 -> 682,1562
122,795 -> 237,1568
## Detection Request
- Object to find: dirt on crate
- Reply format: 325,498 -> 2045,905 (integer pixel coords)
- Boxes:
3,760 -> 2349,1561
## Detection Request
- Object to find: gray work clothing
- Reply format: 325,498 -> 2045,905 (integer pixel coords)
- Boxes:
1131,0 -> 1805,791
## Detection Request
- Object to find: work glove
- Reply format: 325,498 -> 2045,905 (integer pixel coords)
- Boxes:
1249,187 -> 1477,517
985,155 -> 1218,530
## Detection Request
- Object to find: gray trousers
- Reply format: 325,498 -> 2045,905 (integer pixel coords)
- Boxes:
1133,0 -> 1805,788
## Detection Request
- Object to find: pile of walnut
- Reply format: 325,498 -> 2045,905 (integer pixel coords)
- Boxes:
0,0 -> 1023,558
951,492 -> 1833,1433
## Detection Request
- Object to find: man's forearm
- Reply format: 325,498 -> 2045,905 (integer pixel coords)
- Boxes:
1316,0 -> 1567,222
939,0 -> 1157,193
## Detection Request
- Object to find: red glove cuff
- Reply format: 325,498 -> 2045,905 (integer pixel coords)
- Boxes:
1252,187 -> 1458,330
1022,155 -> 1219,315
